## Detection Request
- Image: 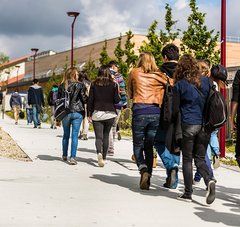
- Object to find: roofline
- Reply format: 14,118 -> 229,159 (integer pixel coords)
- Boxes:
0,55 -> 31,70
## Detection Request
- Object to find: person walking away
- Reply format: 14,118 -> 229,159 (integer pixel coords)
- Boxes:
58,67 -> 88,165
231,69 -> 240,167
173,54 -> 216,204
48,85 -> 58,129
25,94 -> 33,125
108,61 -> 127,156
78,71 -> 91,140
27,79 -> 45,128
128,52 -> 170,190
9,90 -> 22,125
154,43 -> 180,189
87,66 -> 120,167
193,63 -> 225,184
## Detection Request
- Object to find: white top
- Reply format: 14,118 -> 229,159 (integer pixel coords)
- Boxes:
92,110 -> 117,121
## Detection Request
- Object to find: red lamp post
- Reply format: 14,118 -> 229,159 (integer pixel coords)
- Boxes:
67,11 -> 80,68
220,0 -> 226,157
31,48 -> 39,80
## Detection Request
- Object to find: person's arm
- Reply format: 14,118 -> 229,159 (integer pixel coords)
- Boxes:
79,84 -> 88,104
87,84 -> 94,117
113,83 -> 121,104
231,70 -> 240,130
40,89 -> 45,107
19,96 -> 22,109
9,96 -> 13,109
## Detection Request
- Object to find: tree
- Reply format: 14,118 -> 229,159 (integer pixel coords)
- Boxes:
181,0 -> 220,64
0,52 -> 9,65
159,3 -> 179,45
99,40 -> 111,66
139,20 -> 163,67
124,30 -> 138,70
83,50 -> 98,81
114,34 -> 128,78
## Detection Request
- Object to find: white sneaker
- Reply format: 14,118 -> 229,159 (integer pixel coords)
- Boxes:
97,153 -> 104,167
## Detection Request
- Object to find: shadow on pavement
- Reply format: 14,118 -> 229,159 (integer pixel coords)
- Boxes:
37,155 -> 62,161
194,207 -> 240,226
77,147 -> 96,154
90,173 -> 180,199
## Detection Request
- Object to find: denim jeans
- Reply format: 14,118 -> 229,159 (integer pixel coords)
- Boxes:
181,124 -> 211,196
62,112 -> 83,158
93,118 -> 115,159
194,130 -> 218,182
32,105 -> 40,127
26,108 -> 33,124
132,114 -> 160,175
154,126 -> 180,187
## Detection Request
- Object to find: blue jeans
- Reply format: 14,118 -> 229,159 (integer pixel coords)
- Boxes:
32,105 -> 40,127
194,130 -> 219,182
132,114 -> 160,175
62,112 -> 83,158
26,108 -> 33,124
154,127 -> 180,188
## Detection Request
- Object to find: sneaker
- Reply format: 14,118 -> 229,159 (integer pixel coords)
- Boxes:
213,155 -> 220,169
117,132 -> 121,141
108,151 -> 114,156
206,180 -> 216,204
15,122 -> 18,125
82,134 -> 88,140
33,126 -> 37,128
97,153 -> 104,167
50,125 -> 53,129
193,179 -> 201,186
163,177 -> 171,188
53,126 -> 57,129
140,169 -> 150,190
177,193 -> 192,202
38,125 -> 41,129
131,154 -> 136,163
62,156 -> 67,161
68,157 -> 77,165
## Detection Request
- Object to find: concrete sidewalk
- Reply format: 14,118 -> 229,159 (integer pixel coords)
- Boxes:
0,117 -> 240,227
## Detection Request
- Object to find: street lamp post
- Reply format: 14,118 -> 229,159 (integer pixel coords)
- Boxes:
220,0 -> 226,158
67,11 -> 80,68
31,48 -> 39,80
15,65 -> 20,92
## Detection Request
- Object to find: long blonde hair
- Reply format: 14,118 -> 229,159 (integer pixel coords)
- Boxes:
137,52 -> 159,73
61,67 -> 79,89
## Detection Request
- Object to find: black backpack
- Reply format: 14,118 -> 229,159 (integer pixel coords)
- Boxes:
160,81 -> 173,130
204,81 -> 228,132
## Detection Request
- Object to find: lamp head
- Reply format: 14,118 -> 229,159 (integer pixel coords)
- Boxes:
67,11 -> 80,17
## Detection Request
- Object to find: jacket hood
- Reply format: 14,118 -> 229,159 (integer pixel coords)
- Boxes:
30,84 -> 42,89
160,61 -> 178,78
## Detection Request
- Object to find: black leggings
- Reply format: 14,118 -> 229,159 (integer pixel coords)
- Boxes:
93,118 -> 115,159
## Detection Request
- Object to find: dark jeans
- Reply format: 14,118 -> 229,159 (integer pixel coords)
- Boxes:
93,118 -> 115,159
26,108 -> 33,124
182,124 -> 211,196
132,114 -> 160,175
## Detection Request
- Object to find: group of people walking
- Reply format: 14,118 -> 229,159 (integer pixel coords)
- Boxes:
9,43 -> 239,206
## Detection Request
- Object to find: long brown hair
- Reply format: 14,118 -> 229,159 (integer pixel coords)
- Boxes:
61,67 -> 79,89
94,65 -> 114,86
137,52 -> 159,73
174,54 -> 201,88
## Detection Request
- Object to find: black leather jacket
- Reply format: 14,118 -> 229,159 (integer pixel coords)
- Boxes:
58,81 -> 88,115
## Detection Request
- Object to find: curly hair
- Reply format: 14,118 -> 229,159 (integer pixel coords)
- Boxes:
174,54 -> 201,88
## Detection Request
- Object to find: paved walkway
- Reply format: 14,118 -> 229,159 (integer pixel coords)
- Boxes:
0,117 -> 240,227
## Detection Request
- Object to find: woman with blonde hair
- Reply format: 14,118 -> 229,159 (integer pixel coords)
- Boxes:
58,67 -> 88,165
128,52 -> 169,190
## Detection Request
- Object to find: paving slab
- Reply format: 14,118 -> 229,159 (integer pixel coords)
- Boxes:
0,117 -> 240,227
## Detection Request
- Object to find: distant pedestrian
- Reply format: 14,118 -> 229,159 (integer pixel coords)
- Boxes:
78,71 -> 91,140
10,90 -> 22,125
128,52 -> 169,190
87,66 -> 120,167
27,79 -> 45,128
58,67 -> 88,165
231,69 -> 240,167
173,54 -> 216,204
48,84 -> 58,129
108,61 -> 127,156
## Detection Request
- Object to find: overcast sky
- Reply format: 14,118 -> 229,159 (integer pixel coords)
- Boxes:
0,0 -> 239,59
